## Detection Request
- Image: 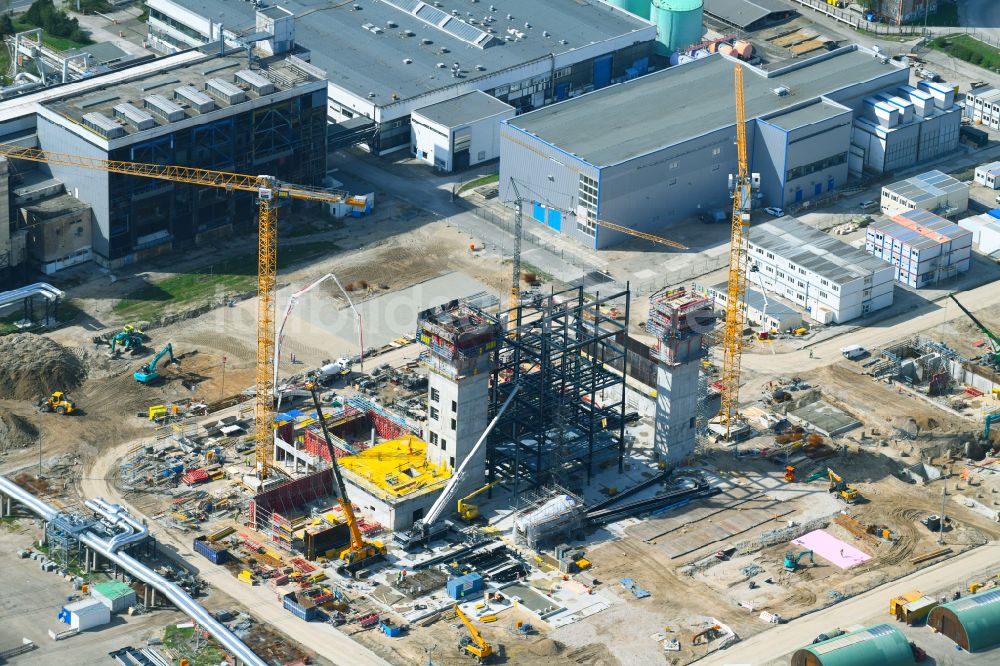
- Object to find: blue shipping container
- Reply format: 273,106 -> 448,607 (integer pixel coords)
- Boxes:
988,209 -> 1000,220
283,593 -> 318,621
447,572 -> 484,600
193,536 -> 230,565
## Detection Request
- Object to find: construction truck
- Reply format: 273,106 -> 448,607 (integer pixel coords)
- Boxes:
827,468 -> 860,504
458,481 -> 501,522
783,549 -> 814,571
454,605 -> 494,663
36,391 -> 76,415
134,343 -> 179,383
308,385 -> 386,575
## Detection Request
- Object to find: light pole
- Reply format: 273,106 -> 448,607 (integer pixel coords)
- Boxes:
938,480 -> 946,545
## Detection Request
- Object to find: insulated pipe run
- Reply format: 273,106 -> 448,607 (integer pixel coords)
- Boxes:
0,476 -> 267,666
84,497 -> 149,551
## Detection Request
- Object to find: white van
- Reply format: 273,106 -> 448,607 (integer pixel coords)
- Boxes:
840,345 -> 866,360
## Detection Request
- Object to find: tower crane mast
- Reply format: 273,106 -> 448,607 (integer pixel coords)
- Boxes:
720,64 -> 757,440
0,144 -> 349,479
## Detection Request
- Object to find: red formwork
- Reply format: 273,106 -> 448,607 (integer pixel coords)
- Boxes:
248,468 -> 334,530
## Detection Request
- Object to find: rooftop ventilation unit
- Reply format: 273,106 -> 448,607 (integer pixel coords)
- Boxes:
205,78 -> 246,105
143,94 -> 185,122
82,112 -> 125,139
403,58 -> 413,64
773,86 -> 790,96
113,103 -> 155,130
421,38 -> 432,44
174,85 -> 215,113
235,69 -> 274,95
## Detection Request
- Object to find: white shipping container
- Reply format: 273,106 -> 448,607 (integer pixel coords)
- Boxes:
62,598 -> 110,630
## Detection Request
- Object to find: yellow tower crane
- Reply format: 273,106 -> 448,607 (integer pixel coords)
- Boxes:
0,145 -> 350,479
719,64 -> 756,441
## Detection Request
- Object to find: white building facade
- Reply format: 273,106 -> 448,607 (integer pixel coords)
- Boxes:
881,170 -> 969,217
866,209 -> 972,288
746,217 -> 894,324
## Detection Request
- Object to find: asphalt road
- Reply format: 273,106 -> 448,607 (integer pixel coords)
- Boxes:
695,541 -> 1000,666
741,278 -> 1000,376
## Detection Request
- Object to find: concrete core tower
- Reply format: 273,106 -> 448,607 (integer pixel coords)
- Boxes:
647,288 -> 713,466
416,300 -> 502,495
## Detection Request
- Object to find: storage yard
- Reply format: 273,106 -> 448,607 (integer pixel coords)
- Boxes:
2,1 -> 1000,666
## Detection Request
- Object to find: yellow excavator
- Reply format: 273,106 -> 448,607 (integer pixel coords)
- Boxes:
454,604 -> 494,663
309,385 -> 386,574
458,481 -> 501,522
36,391 -> 76,415
827,468 -> 860,504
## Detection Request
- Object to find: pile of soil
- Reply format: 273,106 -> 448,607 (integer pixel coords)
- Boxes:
0,333 -> 86,399
0,409 -> 39,450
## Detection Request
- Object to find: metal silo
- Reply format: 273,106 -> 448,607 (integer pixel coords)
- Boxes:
627,0 -> 652,19
651,0 -> 704,54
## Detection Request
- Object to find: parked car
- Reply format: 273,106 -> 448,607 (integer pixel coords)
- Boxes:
764,207 -> 783,217
860,200 -> 879,211
840,344 -> 867,360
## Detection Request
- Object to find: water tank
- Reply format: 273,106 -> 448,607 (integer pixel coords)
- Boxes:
651,0 -> 703,55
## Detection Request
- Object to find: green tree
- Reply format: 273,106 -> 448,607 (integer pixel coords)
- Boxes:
24,0 -> 84,39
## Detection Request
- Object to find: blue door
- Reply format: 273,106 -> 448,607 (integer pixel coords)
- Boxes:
593,55 -> 612,88
828,177 -> 835,192
794,188 -> 803,203
533,202 -> 545,222
814,183 -> 822,196
548,209 -> 561,231
555,83 -> 569,101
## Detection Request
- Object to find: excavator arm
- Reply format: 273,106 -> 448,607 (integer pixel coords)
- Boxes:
950,294 -> 1000,351
454,605 -> 493,661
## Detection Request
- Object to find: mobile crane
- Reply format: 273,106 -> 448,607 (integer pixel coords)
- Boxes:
827,467 -> 860,504
454,604 -> 494,663
458,481 -> 501,522
949,293 -> 1000,369
134,343 -> 179,384
0,143 -> 354,481
308,384 -> 386,574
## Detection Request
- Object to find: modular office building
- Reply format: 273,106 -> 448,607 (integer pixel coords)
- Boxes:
865,209 -> 972,288
499,46 -> 910,249
746,216 -> 894,324
27,52 -> 327,267
880,170 -> 969,217
147,0 -> 657,155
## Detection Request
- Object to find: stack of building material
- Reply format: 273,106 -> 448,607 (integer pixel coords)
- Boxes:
181,468 -> 209,485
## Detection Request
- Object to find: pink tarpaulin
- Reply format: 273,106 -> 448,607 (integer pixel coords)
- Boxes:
792,529 -> 871,569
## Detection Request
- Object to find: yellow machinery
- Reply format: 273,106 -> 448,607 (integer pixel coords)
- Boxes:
458,481 -> 501,522
827,468 -> 860,503
454,604 -> 494,663
0,144 -> 350,480
720,64 -> 755,441
309,385 -> 386,573
37,391 -> 75,415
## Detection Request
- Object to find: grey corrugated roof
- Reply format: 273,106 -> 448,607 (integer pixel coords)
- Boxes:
704,0 -> 790,29
413,90 -> 513,128
749,216 -> 890,285
506,47 -> 901,167
161,0 -> 651,106
883,170 -> 967,205
764,100 -> 850,131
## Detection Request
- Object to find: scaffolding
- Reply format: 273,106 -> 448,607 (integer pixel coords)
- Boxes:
45,513 -> 96,571
510,485 -> 586,550
486,285 -> 630,495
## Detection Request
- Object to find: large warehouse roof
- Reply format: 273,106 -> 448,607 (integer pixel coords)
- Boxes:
506,47 -> 901,167
704,0 -> 792,30
163,0 -> 652,105
750,216 -> 890,286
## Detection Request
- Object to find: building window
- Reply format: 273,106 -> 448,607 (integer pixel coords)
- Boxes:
577,173 -> 598,237
451,418 -> 457,431
451,400 -> 457,412
449,456 -> 455,468
820,279 -> 828,286
430,406 -> 439,420
819,291 -> 828,298
441,438 -> 447,450
766,252 -> 774,259
712,147 -> 721,156
765,266 -> 773,273
430,432 -> 438,445
784,152 -> 847,181
430,388 -> 440,402
669,161 -> 678,169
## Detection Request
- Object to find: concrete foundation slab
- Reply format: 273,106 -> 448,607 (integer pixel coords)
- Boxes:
787,400 -> 861,436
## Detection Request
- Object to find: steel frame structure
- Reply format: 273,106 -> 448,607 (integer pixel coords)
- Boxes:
484,285 -> 630,496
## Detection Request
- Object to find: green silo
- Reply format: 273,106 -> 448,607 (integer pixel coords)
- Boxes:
651,0 -> 704,54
